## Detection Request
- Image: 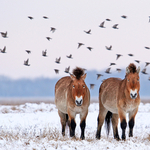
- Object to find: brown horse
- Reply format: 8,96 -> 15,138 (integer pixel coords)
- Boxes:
96,63 -> 140,140
55,67 -> 90,139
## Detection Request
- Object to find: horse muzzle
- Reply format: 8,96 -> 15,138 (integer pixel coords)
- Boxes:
130,89 -> 138,99
75,96 -> 83,106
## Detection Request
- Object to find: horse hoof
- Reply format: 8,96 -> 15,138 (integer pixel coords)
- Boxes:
114,135 -> 120,141
62,132 -> 65,136
115,137 -> 121,141
96,134 -> 101,140
122,136 -> 126,141
80,135 -> 85,140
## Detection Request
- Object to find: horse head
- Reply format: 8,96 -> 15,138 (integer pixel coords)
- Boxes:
125,63 -> 140,99
70,67 -> 87,106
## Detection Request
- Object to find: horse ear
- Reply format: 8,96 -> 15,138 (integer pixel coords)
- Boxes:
81,73 -> 87,80
70,74 -> 76,80
137,66 -> 140,74
126,67 -> 130,74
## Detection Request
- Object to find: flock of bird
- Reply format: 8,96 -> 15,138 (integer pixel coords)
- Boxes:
0,15 -> 150,90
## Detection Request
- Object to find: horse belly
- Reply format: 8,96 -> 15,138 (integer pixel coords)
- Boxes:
101,92 -> 118,114
103,99 -> 118,114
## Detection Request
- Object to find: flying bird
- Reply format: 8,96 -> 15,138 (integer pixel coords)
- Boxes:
66,54 -> 73,59
145,46 -> 150,49
87,47 -> 93,51
55,57 -> 61,64
0,46 -> 6,53
25,50 -> 31,54
42,50 -> 47,57
134,60 -> 140,63
84,29 -> 91,34
90,84 -> 95,90
64,66 -> 70,73
54,69 -> 59,74
110,63 -> 116,66
106,18 -> 111,21
121,15 -> 127,19
77,43 -> 84,49
112,24 -> 119,29
97,74 -> 103,80
50,27 -> 56,33
116,68 -> 122,73
105,68 -> 111,74
145,62 -> 150,67
46,37 -> 52,41
0,31 -> 8,38
99,21 -> 105,28
43,16 -> 48,19
24,59 -> 30,66
116,54 -> 122,60
105,45 -> 112,50
128,54 -> 134,57
28,16 -> 33,20
141,68 -> 148,74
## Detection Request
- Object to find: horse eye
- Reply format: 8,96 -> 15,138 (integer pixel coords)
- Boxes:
137,79 -> 139,82
83,85 -> 85,88
127,79 -> 129,82
73,85 -> 75,88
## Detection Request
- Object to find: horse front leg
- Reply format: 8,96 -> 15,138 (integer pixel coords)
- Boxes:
68,110 -> 76,138
80,111 -> 88,140
129,107 -> 138,137
118,108 -> 127,140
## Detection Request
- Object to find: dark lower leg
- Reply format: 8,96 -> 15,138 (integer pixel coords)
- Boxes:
62,124 -> 65,136
129,118 -> 134,137
96,116 -> 102,139
114,127 -> 120,140
69,119 -> 76,137
112,114 -> 120,140
80,120 -> 86,140
121,119 -> 127,140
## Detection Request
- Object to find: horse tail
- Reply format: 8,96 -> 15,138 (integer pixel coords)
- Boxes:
105,111 -> 112,137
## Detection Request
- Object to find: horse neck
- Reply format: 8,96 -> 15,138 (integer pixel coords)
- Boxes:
120,78 -> 130,100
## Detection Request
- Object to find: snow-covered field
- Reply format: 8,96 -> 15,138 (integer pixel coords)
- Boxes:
0,102 -> 150,150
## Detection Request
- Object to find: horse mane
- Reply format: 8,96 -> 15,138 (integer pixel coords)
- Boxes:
128,63 -> 137,73
73,67 -> 84,80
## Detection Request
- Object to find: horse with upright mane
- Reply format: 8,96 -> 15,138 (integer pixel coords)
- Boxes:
55,67 -> 90,139
96,63 -> 140,140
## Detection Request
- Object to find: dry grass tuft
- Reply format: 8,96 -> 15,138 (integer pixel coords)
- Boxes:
1,108 -> 9,114
147,134 -> 150,141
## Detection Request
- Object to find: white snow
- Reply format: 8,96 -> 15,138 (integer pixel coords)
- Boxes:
0,102 -> 150,150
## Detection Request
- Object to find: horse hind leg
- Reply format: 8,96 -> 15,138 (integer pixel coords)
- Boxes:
96,101 -> 108,139
58,110 -> 68,136
111,114 -> 120,140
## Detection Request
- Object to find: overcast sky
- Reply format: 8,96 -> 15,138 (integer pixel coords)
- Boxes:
0,0 -> 150,79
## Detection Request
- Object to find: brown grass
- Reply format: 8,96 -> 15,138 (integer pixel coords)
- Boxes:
147,134 -> 150,141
